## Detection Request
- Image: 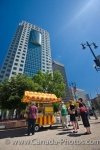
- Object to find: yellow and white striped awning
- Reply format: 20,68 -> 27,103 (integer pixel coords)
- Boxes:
22,91 -> 61,103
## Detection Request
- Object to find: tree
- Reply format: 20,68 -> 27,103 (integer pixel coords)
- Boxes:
0,74 -> 40,110
52,71 -> 66,98
32,71 -> 66,98
32,71 -> 53,93
0,71 -> 65,110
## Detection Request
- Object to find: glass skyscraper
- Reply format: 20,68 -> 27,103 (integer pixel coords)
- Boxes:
52,60 -> 71,101
0,21 -> 52,81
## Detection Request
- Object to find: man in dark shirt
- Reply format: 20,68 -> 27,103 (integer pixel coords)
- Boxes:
26,101 -> 38,135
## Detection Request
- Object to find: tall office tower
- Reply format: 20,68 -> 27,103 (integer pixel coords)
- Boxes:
52,60 -> 70,101
74,88 -> 90,107
0,21 -> 52,82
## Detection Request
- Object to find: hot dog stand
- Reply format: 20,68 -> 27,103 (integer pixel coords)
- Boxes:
22,91 -> 61,131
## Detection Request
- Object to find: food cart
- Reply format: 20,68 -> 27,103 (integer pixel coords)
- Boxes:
22,91 -> 61,131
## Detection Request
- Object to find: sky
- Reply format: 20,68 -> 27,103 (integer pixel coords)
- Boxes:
0,0 -> 100,98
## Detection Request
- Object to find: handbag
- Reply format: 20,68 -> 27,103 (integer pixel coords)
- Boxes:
80,106 -> 87,112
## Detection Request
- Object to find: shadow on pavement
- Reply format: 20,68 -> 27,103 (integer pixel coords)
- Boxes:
90,121 -> 100,125
67,132 -> 88,137
67,133 -> 84,137
0,126 -> 52,139
0,128 -> 27,139
57,128 -> 72,131
56,131 -> 72,135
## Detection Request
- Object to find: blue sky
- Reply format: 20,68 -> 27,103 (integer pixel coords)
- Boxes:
0,0 -> 100,98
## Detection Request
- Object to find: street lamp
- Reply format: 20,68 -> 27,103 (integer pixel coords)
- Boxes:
81,41 -> 100,71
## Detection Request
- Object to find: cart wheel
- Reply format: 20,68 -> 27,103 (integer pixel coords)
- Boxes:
49,125 -> 52,129
35,124 -> 40,132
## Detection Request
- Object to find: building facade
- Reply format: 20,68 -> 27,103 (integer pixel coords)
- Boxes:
0,21 -> 52,81
52,60 -> 70,101
73,88 -> 91,107
92,94 -> 100,112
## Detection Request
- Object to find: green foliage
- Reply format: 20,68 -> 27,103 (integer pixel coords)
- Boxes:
33,70 -> 66,98
0,74 -> 39,109
32,71 -> 53,93
52,71 -> 66,97
0,71 -> 66,110
53,103 -> 60,112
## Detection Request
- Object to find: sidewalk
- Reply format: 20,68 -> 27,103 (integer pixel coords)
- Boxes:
0,117 -> 100,150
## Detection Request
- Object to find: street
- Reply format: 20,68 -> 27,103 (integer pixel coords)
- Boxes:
0,117 -> 100,150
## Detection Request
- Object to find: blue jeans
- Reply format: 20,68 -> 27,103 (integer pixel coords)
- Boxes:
27,119 -> 36,135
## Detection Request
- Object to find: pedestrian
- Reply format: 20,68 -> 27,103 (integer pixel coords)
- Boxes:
60,101 -> 68,128
92,106 -> 98,120
78,98 -> 91,134
68,100 -> 79,133
26,101 -> 38,136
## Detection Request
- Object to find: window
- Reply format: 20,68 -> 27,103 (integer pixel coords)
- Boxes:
5,59 -> 9,62
12,53 -> 15,56
4,63 -> 7,65
19,68 -> 23,71
20,64 -> 23,67
16,55 -> 20,58
15,59 -> 19,61
12,72 -> 16,75
8,65 -> 12,67
5,74 -> 9,77
7,56 -> 10,58
22,53 -> 25,56
13,67 -> 17,70
17,52 -> 20,54
3,67 -> 6,69
0,75 -> 3,78
9,61 -> 13,63
7,69 -> 10,72
1,71 -> 5,73
21,60 -> 24,63
14,63 -> 18,66
18,73 -> 22,75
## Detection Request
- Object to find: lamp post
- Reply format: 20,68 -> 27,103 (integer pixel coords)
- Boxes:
81,41 -> 100,71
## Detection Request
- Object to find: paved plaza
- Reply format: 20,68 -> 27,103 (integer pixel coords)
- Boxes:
0,117 -> 100,150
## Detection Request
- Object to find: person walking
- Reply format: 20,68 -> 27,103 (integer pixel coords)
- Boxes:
92,106 -> 98,120
26,101 -> 38,136
60,101 -> 68,128
78,98 -> 91,134
68,100 -> 79,133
